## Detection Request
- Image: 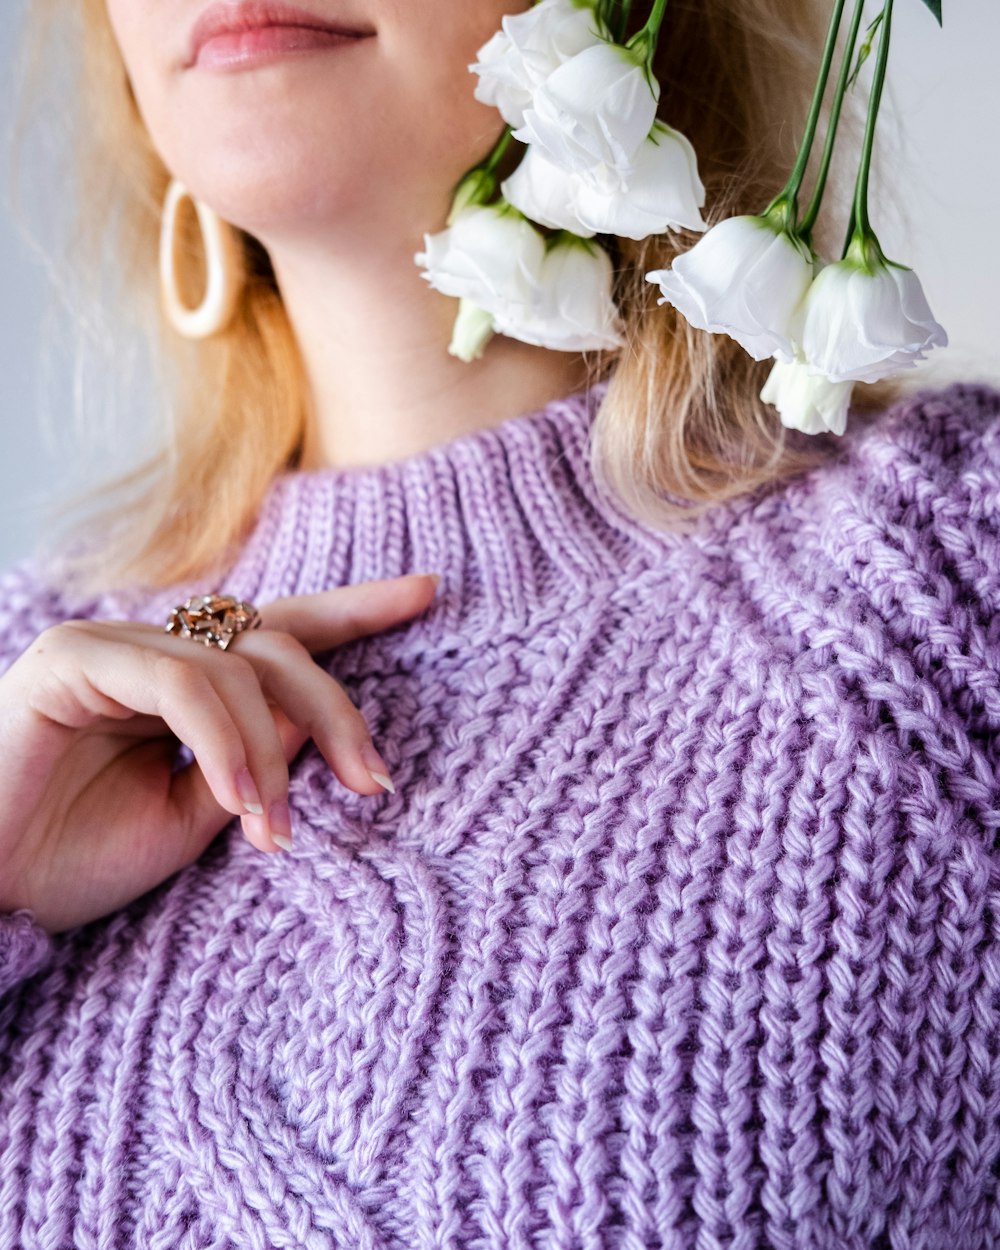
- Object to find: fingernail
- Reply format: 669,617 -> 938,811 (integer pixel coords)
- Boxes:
415,571 -> 442,589
236,766 -> 264,815
268,799 -> 292,850
360,742 -> 396,794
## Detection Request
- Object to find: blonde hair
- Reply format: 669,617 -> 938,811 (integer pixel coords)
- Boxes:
13,0 -> 909,599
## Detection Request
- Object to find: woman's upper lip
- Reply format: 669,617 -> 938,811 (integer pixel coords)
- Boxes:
186,2 -> 375,67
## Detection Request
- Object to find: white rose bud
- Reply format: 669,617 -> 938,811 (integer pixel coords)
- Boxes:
501,144 -> 593,237
449,299 -> 497,363
469,0 -> 603,130
571,122 -> 707,239
493,236 -> 624,353
760,356 -> 855,436
503,121 -> 707,241
797,248 -> 948,384
646,213 -> 816,362
514,42 -> 659,191
415,204 -> 546,320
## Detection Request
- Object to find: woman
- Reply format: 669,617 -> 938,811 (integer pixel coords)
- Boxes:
1,0 -> 999,1245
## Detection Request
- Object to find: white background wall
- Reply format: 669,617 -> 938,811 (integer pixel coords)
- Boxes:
0,0 -> 997,570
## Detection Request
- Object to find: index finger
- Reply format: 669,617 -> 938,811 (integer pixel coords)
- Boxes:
255,572 -> 441,653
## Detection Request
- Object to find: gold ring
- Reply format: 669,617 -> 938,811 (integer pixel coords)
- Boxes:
164,593 -> 262,651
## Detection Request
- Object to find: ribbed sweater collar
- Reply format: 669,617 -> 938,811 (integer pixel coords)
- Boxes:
222,382 -> 672,630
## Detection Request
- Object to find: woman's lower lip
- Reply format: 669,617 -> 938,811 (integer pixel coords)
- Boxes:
193,25 -> 369,71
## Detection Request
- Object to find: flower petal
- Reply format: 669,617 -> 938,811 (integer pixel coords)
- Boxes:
470,0 -> 603,129
648,216 -> 814,361
514,43 -> 658,186
502,147 -> 595,238
572,123 -> 707,239
800,256 -> 948,383
495,239 -> 624,352
761,357 -> 854,436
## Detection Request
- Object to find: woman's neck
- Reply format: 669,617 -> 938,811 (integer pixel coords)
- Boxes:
268,233 -> 593,472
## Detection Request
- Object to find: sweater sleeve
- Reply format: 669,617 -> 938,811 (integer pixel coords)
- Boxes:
0,553 -> 106,996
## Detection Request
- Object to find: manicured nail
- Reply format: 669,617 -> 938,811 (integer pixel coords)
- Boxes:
415,571 -> 442,588
360,742 -> 396,794
268,799 -> 292,850
236,766 -> 264,815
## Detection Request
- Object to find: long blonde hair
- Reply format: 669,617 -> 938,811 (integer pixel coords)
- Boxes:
13,0 -> 909,599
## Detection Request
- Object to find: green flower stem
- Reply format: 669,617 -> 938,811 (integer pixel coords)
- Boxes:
448,126 -> 514,221
482,127 -> 514,177
848,0 -> 894,253
762,0 -> 847,233
841,202 -> 857,252
627,0 -> 669,66
798,0 -> 868,246
595,0 -> 622,37
614,0 -> 635,42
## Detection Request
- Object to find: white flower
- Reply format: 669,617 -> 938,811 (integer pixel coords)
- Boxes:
645,213 -> 816,362
415,205 -> 620,357
513,42 -> 659,191
494,236 -> 624,352
574,122 -> 707,238
470,0 -> 603,130
503,121 -> 707,241
797,251 -> 948,384
415,204 -> 545,319
500,144 -> 586,235
760,356 -> 855,436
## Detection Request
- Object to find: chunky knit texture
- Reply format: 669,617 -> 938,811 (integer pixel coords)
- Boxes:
1,379 -> 1000,1249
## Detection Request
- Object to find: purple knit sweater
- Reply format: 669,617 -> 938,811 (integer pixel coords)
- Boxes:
1,379 -> 1000,1249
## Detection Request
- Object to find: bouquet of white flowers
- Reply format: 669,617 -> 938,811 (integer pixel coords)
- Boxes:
415,0 -> 948,437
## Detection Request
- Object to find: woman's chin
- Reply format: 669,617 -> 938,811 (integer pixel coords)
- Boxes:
175,167 -> 389,243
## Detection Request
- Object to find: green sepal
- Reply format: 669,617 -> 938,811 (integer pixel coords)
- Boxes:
448,170 -> 497,225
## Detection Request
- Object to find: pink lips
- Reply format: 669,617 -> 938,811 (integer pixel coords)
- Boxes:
186,2 -> 374,70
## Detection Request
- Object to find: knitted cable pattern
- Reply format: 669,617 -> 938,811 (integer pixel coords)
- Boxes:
0,379 -> 999,1249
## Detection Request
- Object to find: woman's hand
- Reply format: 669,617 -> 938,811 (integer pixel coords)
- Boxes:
0,574 -> 439,935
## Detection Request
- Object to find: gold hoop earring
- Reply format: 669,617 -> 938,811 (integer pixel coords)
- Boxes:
159,179 -> 242,339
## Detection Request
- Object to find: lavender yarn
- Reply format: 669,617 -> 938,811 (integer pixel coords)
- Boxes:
0,380 -> 999,1248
